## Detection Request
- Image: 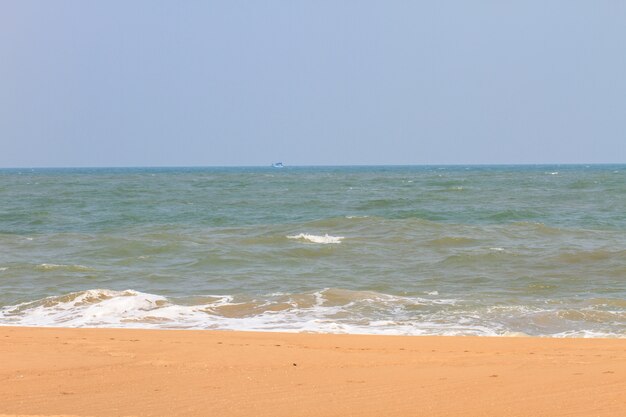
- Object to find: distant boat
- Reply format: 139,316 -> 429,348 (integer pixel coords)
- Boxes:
271,162 -> 284,168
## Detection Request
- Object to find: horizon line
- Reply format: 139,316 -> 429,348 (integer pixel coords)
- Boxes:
1,162 -> 624,170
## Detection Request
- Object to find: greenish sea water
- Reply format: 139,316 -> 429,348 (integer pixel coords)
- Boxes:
0,165 -> 624,337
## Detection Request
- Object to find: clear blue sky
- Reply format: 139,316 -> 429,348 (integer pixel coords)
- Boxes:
1,1 -> 625,167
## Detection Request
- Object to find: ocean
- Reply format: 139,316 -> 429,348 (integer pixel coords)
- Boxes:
0,165 -> 624,337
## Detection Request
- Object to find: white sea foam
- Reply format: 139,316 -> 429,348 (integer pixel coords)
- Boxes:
0,289 -> 623,338
38,263 -> 64,269
0,288 -> 474,335
500,331 -> 530,337
287,233 -> 344,244
551,330 -> 621,338
0,267 -> 7,272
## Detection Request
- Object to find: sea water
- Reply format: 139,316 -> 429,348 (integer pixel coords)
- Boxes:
0,165 -> 624,337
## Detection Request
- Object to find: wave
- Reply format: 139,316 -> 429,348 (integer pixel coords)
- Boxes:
35,263 -> 94,271
1,288 -> 623,338
425,236 -> 479,248
553,249 -> 626,264
486,210 -> 543,222
356,198 -> 401,210
287,233 -> 344,244
0,288 -> 457,333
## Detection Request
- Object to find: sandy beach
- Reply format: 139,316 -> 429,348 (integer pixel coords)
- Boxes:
0,327 -> 624,417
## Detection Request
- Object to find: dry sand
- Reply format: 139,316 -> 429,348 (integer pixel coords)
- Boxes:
0,326 -> 624,417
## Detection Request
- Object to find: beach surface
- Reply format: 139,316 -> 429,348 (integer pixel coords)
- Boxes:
1,327 -> 624,417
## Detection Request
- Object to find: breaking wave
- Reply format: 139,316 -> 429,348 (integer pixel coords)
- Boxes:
1,288 -> 623,338
287,233 -> 344,244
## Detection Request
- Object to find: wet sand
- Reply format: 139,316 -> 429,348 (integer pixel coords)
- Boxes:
1,326 -> 624,417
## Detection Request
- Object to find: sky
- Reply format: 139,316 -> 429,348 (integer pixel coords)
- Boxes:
1,1 -> 625,167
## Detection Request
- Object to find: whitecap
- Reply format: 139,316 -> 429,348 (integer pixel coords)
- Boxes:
38,263 -> 64,269
287,233 -> 344,244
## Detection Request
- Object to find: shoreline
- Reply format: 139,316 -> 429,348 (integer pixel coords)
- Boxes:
1,326 -> 625,416
2,324 -> 625,339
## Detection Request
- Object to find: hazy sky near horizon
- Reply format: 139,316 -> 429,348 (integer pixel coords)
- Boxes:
1,1 -> 625,167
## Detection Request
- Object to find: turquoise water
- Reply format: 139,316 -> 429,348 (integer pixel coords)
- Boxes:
1,165 -> 625,337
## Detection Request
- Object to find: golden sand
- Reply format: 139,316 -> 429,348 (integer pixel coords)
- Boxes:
1,327 -> 624,416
